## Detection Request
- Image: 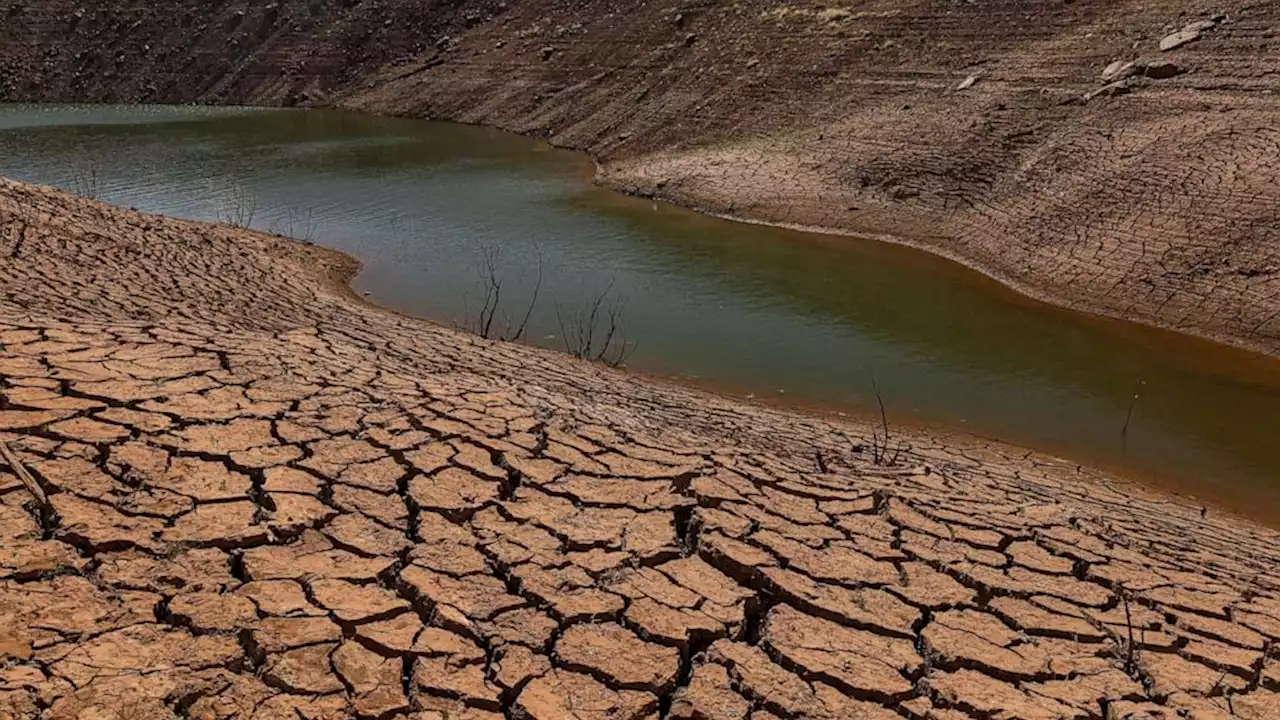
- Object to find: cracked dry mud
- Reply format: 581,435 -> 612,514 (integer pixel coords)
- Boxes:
3,178 -> 1280,720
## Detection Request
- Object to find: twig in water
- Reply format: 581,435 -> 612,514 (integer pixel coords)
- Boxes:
1120,378 -> 1144,449
868,375 -> 901,466
217,184 -> 258,228
283,207 -> 317,244
72,161 -> 100,200
555,278 -> 637,368
478,243 -> 502,339
462,242 -> 546,342
509,245 -> 544,342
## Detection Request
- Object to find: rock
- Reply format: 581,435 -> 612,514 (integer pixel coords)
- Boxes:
1160,18 -> 1216,51
540,46 -> 555,61
1083,78 -> 1137,102
1101,60 -> 1139,83
955,74 -> 979,91
1159,29 -> 1201,51
1102,59 -> 1184,83
1142,60 -> 1185,79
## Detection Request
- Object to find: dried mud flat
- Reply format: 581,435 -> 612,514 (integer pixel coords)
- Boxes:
2,178 -> 1280,720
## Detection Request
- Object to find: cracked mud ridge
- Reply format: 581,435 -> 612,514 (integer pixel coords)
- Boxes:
3,178 -> 1280,719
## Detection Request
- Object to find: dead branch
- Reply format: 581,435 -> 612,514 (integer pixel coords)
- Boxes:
72,161 -> 100,200
217,184 -> 258,228
555,279 -> 636,368
0,440 -> 48,509
464,242 -> 545,342
509,247 -> 543,341
868,375 -> 902,466
6,205 -> 32,259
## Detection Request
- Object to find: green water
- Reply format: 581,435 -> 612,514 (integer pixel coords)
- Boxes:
3,104 -> 1280,519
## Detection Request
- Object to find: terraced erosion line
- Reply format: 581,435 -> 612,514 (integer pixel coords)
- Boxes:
5,179 -> 1280,719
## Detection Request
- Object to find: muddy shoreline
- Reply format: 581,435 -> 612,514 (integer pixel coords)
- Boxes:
6,101 -> 1279,523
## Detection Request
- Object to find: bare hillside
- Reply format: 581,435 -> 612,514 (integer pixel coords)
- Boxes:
2,0 -> 1279,353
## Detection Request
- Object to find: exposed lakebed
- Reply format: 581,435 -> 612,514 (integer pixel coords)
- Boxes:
4,104 -> 1280,517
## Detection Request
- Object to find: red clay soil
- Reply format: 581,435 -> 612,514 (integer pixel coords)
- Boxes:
3,180 -> 1280,719
2,0 -> 1280,356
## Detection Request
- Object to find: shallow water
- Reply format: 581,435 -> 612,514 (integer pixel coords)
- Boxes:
3,104 -> 1280,519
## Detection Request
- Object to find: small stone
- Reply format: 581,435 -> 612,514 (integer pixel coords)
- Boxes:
1159,28 -> 1202,52
1083,78 -> 1137,102
1142,60 -> 1185,79
1100,60 -> 1138,83
1183,19 -> 1218,34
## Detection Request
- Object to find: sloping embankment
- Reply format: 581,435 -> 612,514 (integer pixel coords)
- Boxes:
3,179 -> 1280,717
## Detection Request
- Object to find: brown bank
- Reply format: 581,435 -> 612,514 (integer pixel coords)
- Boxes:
2,0 -> 1279,357
3,178 -> 1280,717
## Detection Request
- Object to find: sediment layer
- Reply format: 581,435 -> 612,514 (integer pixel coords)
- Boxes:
2,0 -> 1279,355
3,180 -> 1280,718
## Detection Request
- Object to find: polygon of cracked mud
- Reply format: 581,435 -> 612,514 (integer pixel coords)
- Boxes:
3,180 -> 1280,719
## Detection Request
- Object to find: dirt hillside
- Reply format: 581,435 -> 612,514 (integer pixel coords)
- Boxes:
3,0 -> 1280,355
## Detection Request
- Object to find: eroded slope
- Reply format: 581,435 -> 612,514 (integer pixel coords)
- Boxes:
3,183 -> 1280,719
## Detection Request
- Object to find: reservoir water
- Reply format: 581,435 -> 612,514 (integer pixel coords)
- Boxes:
4,104 -> 1280,520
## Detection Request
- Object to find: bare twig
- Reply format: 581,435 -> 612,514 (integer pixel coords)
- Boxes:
555,279 -> 636,367
217,184 -> 258,228
276,207 -> 317,244
868,375 -> 901,466
5,203 -> 36,259
463,242 -> 546,342
510,247 -> 544,341
0,440 -> 48,508
72,161 -> 100,200
1121,378 -> 1143,448
1120,586 -> 1136,676
478,244 -> 502,339
10,217 -> 28,259
556,304 -> 573,354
